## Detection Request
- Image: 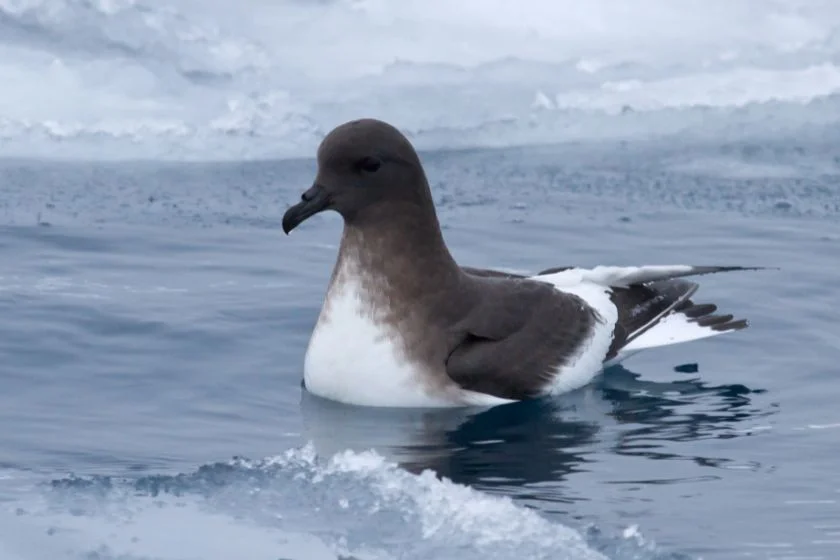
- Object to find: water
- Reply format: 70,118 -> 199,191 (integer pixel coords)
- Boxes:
2,1 -> 840,559
1,140 -> 838,559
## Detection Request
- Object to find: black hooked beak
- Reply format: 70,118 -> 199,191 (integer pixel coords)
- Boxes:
282,183 -> 331,234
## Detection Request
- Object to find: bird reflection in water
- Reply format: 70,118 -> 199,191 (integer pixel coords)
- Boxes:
299,363 -> 776,504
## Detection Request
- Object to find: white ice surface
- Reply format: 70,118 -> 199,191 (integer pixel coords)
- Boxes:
2,0 -> 840,160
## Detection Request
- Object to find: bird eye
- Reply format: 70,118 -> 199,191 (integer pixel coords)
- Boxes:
357,156 -> 382,173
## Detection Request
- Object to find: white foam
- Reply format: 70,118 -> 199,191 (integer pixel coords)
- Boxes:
0,446 -> 609,560
2,0 -> 840,159
309,446 -> 607,556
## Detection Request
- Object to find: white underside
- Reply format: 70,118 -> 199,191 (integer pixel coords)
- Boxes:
304,263 -> 740,408
303,264 -> 512,408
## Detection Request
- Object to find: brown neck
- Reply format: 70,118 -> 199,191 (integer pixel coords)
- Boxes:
337,200 -> 462,299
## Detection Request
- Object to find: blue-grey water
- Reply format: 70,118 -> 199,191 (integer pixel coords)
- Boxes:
1,139 -> 839,560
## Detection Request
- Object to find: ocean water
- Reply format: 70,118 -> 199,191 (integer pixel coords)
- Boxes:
1,141 -> 839,560
2,1 -> 840,559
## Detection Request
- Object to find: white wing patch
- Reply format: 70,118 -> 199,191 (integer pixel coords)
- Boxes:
536,264 -> 757,288
621,311 -> 737,352
536,265 -> 695,288
529,273 -> 619,395
529,264 -> 749,390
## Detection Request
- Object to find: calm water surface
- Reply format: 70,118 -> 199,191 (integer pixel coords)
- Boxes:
1,140 -> 838,560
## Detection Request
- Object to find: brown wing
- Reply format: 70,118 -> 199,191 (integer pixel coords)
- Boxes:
444,278 -> 599,401
461,265 -> 576,280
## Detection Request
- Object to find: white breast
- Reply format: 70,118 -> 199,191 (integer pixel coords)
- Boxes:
303,269 -> 505,408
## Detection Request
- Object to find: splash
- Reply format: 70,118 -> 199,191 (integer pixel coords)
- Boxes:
0,445 -> 683,560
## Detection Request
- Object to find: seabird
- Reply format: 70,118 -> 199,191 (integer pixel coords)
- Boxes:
282,118 -> 760,408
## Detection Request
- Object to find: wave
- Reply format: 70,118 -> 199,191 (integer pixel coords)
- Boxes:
2,0 -> 840,159
0,445 -> 689,560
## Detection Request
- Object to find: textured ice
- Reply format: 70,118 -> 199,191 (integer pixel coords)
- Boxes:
2,0 -> 840,159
